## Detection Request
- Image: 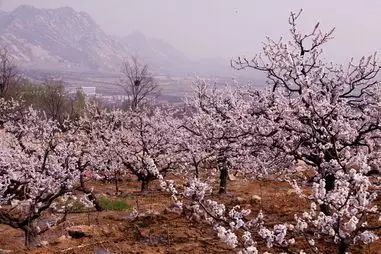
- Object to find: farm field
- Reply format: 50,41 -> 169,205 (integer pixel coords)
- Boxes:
1,177 -> 380,254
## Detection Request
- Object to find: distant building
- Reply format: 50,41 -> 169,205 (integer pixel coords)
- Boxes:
67,86 -> 97,97
80,86 -> 96,96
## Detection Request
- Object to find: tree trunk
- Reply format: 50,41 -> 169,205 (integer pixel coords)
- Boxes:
114,171 -> 119,194
338,239 -> 349,254
194,159 -> 199,178
217,150 -> 229,194
79,172 -> 103,211
23,225 -> 40,248
85,191 -> 103,211
219,165 -> 228,194
320,174 -> 336,215
141,180 -> 149,192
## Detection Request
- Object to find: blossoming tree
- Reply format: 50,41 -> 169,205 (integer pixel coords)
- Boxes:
227,10 -> 381,253
0,107 -> 90,247
181,80 -> 254,193
115,108 -> 180,192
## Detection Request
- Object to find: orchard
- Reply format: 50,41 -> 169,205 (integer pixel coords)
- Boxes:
0,11 -> 380,254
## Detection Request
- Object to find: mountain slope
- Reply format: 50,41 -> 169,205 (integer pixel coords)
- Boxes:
0,5 -> 250,78
118,31 -> 191,74
0,5 -> 130,72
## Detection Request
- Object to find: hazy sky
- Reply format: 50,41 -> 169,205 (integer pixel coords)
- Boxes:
1,0 -> 381,62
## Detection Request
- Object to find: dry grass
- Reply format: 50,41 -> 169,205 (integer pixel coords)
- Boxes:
0,177 -> 380,254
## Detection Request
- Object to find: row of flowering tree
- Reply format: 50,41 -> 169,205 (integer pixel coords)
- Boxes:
129,10 -> 381,254
0,10 -> 380,254
0,103 -> 96,246
175,10 -> 381,254
0,86 -> 254,247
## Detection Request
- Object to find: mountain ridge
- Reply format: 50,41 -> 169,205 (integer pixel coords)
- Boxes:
0,5 -> 254,79
0,5 -> 199,75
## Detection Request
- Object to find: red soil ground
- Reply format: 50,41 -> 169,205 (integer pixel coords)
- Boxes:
0,177 -> 380,254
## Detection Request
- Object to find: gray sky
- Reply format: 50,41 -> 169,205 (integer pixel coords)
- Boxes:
1,0 -> 381,62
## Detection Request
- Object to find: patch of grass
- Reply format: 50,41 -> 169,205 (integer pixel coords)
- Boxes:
54,197 -> 89,213
68,199 -> 88,212
99,197 -> 132,211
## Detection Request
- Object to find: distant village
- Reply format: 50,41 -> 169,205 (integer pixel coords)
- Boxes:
67,86 -> 129,104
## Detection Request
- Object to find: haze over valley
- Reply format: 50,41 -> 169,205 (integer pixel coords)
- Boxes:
0,4 -> 262,101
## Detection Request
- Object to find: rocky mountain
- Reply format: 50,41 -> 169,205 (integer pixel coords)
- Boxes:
0,5 -> 199,74
0,5 -> 129,72
0,5 -> 255,79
